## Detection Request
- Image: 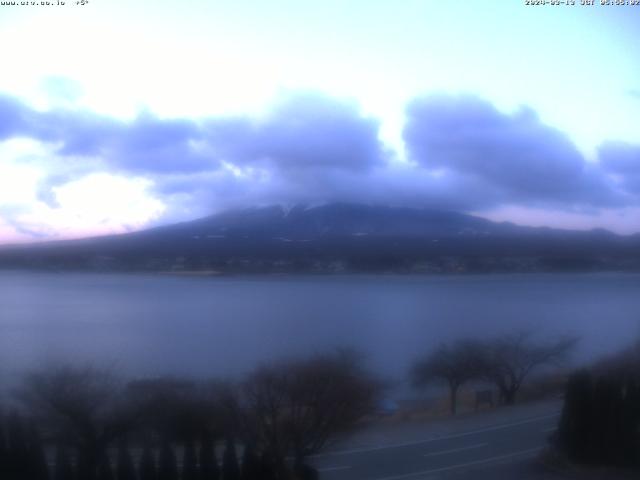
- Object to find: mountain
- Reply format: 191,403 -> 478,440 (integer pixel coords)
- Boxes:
1,203 -> 639,273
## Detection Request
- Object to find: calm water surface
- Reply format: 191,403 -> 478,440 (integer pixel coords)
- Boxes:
1,272 -> 639,389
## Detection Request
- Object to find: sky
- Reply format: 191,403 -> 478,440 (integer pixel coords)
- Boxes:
0,0 -> 639,243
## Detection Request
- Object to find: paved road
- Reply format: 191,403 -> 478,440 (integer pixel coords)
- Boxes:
310,401 -> 561,480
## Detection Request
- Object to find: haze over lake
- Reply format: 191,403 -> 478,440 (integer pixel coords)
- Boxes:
1,272 -> 639,391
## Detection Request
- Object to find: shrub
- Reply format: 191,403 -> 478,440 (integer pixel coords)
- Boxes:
557,370 -> 640,468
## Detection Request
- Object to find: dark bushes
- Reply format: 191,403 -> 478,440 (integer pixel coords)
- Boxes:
0,350 -> 379,479
556,370 -> 640,468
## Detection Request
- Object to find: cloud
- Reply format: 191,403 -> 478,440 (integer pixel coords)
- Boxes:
2,173 -> 166,241
599,141 -> 640,175
0,94 -> 213,174
205,92 -> 384,172
403,94 -> 620,208
48,110 -> 214,174
152,161 -> 507,223
147,92 -> 390,218
599,141 -> 640,195
0,94 -> 33,140
1,90 -> 639,240
1,91 -> 383,178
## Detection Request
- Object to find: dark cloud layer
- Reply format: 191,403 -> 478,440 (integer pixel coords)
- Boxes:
1,91 -> 639,231
403,95 -> 621,208
0,94 -> 211,174
599,141 -> 640,195
0,95 -> 33,139
206,93 -> 383,171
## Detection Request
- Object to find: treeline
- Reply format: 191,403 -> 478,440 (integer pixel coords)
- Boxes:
0,350 -> 381,480
554,344 -> 640,469
0,412 -> 48,480
0,412 -> 265,480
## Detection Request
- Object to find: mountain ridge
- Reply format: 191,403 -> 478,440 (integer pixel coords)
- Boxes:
1,203 -> 638,273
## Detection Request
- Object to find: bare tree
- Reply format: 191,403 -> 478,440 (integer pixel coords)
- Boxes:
241,364 -> 289,475
412,340 -> 483,415
285,350 -> 380,463
19,366 -> 138,480
124,377 -> 228,443
241,350 -> 381,474
479,331 -> 577,405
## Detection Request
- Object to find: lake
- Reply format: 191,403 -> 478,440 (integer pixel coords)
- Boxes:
1,271 -> 639,393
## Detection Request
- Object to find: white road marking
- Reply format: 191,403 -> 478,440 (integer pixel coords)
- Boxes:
311,412 -> 559,458
373,446 -> 543,480
423,443 -> 487,457
318,465 -> 352,472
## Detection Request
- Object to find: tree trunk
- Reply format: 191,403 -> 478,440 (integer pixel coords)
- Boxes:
449,383 -> 459,415
502,387 -> 517,405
